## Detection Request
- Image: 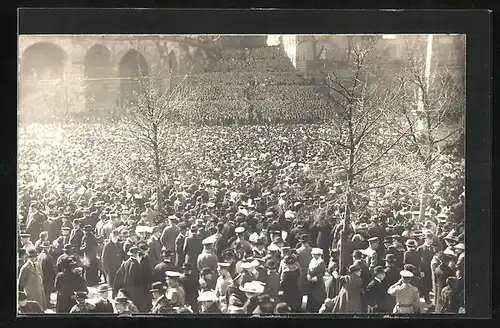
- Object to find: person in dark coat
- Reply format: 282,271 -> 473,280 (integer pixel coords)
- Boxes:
37,241 -> 57,308
122,230 -> 138,260
331,264 -> 363,313
417,233 -> 435,302
183,226 -> 203,274
81,225 -> 99,286
18,291 -> 44,313
362,266 -> 388,313
54,259 -> 88,313
101,230 -> 124,288
147,226 -> 163,270
52,227 -> 71,262
46,214 -> 63,243
382,254 -> 402,312
92,284 -> 114,313
153,249 -> 177,283
403,239 -> 421,273
316,222 -> 333,261
56,244 -> 76,272
199,267 -> 217,292
438,277 -> 459,313
434,255 -> 455,312
174,223 -> 188,268
264,259 -> 280,303
137,242 -> 154,312
179,263 -> 200,313
69,219 -> 84,257
113,246 -> 145,311
280,255 -> 302,313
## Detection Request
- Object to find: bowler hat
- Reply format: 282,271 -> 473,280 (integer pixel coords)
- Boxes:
72,291 -> 88,300
150,281 -> 165,293
383,236 -> 393,243
405,239 -> 418,247
348,264 -> 361,274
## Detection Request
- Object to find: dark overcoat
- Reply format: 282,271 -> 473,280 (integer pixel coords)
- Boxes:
280,268 -> 302,312
54,271 -> 88,313
101,240 -> 124,288
113,258 -> 144,308
332,274 -> 362,313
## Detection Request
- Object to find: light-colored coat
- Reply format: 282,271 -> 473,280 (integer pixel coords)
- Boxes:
387,282 -> 420,314
18,260 -> 47,310
296,244 -> 312,295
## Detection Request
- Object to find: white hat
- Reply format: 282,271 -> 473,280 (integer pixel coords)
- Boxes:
235,227 -> 245,234
238,209 -> 249,216
454,243 -> 465,250
311,248 -> 323,255
436,213 -> 448,219
202,236 -> 217,245
197,290 -> 218,302
135,226 -> 149,234
267,244 -> 280,252
400,270 -> 414,278
239,281 -> 265,294
249,233 -> 259,243
443,248 -> 456,257
165,271 -> 181,278
240,261 -> 257,270
284,210 -> 295,219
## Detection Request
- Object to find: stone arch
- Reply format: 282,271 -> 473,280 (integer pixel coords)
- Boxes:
19,42 -> 69,103
84,44 -> 112,111
118,49 -> 149,104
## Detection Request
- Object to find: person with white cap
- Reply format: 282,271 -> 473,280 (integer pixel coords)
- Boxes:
387,270 -> 420,313
231,226 -> 252,254
363,237 -> 380,271
198,290 -> 222,313
165,271 -> 186,307
197,235 -> 219,273
305,247 -> 326,312
237,260 -> 257,287
215,262 -> 233,310
239,281 -> 266,313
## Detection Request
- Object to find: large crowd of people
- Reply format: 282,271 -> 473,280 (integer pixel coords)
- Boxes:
17,121 -> 465,315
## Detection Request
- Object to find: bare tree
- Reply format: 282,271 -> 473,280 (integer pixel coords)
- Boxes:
312,36 -> 411,272
117,70 -> 200,213
388,36 -> 465,221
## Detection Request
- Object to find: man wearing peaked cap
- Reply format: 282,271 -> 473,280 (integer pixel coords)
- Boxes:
403,239 -> 421,274
387,270 -> 420,313
198,236 -> 218,273
231,226 -> 252,254
178,263 -> 200,313
165,271 -> 186,308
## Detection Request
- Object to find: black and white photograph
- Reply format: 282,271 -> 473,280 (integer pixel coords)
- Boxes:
17,32 -> 466,316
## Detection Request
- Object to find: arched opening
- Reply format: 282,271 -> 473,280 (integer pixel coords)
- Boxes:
84,44 -> 112,112
118,49 -> 149,105
19,42 -> 68,99
19,42 -> 68,118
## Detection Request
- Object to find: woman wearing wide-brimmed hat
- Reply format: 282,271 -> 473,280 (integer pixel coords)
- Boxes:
114,288 -> 139,314
331,264 -> 363,313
